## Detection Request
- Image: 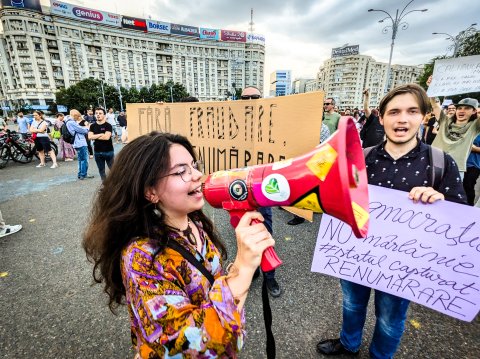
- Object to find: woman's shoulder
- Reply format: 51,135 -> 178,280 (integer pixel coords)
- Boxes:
123,237 -> 158,258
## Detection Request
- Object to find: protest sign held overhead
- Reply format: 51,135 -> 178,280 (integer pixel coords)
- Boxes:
427,55 -> 480,97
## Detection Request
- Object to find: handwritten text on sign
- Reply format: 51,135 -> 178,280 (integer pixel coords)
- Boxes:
126,92 -> 325,173
426,55 -> 480,97
311,185 -> 480,322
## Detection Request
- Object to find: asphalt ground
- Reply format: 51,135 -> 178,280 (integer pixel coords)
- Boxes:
1,143 -> 479,359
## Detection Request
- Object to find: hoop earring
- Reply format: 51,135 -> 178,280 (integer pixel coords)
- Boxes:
153,203 -> 162,219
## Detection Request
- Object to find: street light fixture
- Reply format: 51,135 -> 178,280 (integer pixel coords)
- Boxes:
432,23 -> 477,57
368,0 -> 428,93
99,81 -> 106,110
168,84 -> 174,102
116,73 -> 124,112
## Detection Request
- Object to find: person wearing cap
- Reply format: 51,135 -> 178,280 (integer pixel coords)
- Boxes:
239,86 -> 282,298
430,97 -> 479,179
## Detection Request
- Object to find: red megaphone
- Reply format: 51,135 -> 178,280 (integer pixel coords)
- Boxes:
202,117 -> 369,272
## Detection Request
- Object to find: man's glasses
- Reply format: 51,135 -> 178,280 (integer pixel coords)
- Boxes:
324,102 -> 332,106
241,94 -> 261,100
159,161 -> 204,182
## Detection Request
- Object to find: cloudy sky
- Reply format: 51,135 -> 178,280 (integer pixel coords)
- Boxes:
42,0 -> 479,92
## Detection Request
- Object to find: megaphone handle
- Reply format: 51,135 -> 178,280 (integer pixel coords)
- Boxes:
261,246 -> 283,272
251,219 -> 283,272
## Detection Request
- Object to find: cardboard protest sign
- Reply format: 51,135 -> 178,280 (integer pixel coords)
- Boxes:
312,185 -> 480,322
126,92 -> 324,173
427,55 -> 480,97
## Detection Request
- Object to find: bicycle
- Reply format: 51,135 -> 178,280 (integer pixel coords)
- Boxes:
0,130 -> 58,168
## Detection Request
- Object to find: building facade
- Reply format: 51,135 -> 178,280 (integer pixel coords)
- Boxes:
312,51 -> 423,109
291,78 -> 313,94
269,70 -> 291,97
0,1 -> 265,110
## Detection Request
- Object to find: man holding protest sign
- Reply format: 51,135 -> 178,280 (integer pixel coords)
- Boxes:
316,84 -> 466,358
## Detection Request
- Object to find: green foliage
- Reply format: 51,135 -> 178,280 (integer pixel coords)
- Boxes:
55,79 -> 190,113
457,32 -> 480,57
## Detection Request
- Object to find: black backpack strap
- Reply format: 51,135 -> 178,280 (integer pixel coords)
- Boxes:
363,146 -> 376,160
429,146 -> 445,189
165,240 -> 215,286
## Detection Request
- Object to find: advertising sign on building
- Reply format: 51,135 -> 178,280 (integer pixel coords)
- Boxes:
200,28 -> 219,40
246,33 -> 265,45
146,20 -> 170,34
122,16 -> 147,32
1,0 -> 42,13
170,23 -> 199,38
221,29 -> 246,42
49,0 -> 121,27
331,44 -> 360,58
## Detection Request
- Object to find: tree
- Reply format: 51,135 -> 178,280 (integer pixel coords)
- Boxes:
55,80 -> 190,113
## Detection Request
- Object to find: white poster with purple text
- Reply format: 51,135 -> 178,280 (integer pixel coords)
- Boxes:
312,185 -> 480,322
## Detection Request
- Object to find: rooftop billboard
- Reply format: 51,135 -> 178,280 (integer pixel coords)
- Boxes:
49,0 -> 121,27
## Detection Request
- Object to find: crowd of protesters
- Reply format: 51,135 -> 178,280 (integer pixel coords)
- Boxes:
2,81 -> 479,359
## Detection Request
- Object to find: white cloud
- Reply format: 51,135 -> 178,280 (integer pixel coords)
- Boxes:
42,0 -> 479,93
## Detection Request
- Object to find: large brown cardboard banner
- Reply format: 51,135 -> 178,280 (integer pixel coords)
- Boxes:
126,91 -> 324,173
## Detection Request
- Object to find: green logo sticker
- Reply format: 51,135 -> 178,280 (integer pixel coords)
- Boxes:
265,178 -> 280,194
261,174 -> 290,202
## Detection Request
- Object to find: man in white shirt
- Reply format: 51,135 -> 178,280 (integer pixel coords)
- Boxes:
105,108 -> 118,143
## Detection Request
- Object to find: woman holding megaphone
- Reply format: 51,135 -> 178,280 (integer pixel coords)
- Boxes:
83,132 -> 274,358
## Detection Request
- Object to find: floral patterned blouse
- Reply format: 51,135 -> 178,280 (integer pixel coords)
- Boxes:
121,222 -> 245,358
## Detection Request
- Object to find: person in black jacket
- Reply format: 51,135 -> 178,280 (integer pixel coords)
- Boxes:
360,88 -> 385,148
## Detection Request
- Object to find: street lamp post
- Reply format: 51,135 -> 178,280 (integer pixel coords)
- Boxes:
368,0 -> 428,93
100,81 -> 106,110
168,84 -> 174,102
432,23 -> 477,57
116,74 -> 124,112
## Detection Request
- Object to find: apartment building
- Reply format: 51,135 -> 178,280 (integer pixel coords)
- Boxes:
0,1 -> 265,110
291,78 -> 313,94
312,46 -> 423,109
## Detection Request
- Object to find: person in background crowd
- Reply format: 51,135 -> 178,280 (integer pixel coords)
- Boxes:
360,88 -> 385,148
427,76 -> 480,179
446,103 -> 457,118
82,132 -> 274,357
240,85 -> 282,298
80,112 -> 94,159
55,113 -> 75,161
84,109 -> 96,157
67,109 -> 94,180
353,110 -> 363,132
89,107 -> 114,182
323,98 -> 341,135
463,133 -> 480,205
29,110 -> 58,169
117,111 -> 128,144
84,109 -> 96,124
106,108 -> 119,143
0,210 -> 22,238
430,96 -> 479,180
16,112 -> 29,138
0,117 -> 6,131
316,83 -> 466,359
421,112 -> 438,145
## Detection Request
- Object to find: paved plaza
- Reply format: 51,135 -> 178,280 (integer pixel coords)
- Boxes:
0,150 -> 479,358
